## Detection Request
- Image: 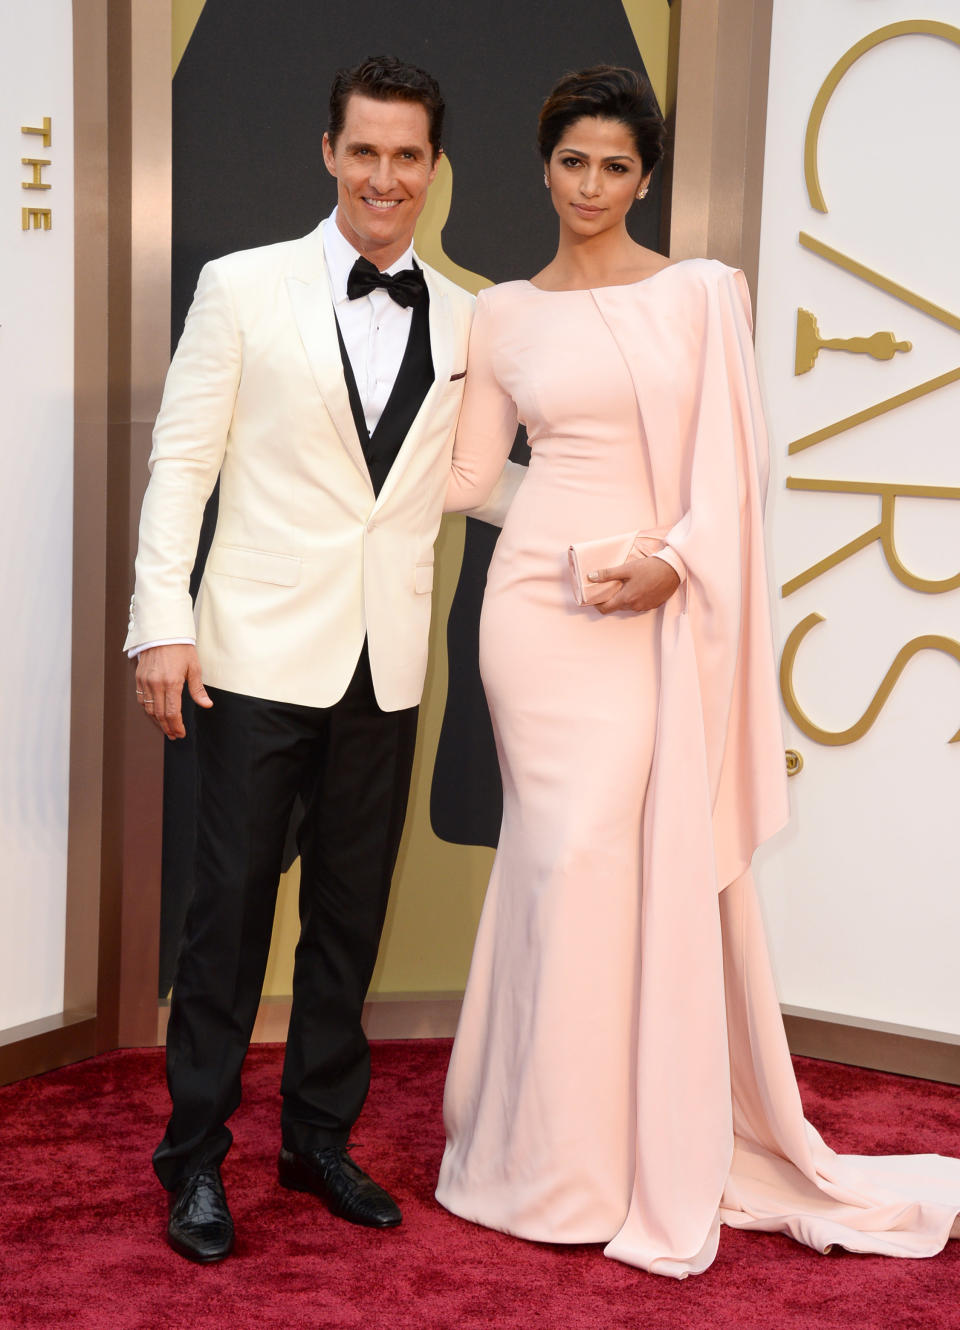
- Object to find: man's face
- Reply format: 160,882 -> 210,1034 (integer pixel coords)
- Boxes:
322,93 -> 439,268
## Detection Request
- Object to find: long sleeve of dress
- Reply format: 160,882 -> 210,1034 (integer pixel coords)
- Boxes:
445,291 -> 520,514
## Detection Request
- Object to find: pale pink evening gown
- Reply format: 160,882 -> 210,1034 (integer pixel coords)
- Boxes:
435,263 -> 960,1278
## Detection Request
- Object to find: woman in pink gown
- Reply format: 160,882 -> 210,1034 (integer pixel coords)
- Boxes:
435,66 -> 960,1278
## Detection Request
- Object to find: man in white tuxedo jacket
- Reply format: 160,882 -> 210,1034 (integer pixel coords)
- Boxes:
125,57 -> 506,1264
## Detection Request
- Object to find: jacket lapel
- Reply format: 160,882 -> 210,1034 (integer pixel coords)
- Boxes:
372,262 -> 454,512
285,226 -> 372,488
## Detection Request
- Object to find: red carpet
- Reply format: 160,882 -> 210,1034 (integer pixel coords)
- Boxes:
2,1041 -> 958,1329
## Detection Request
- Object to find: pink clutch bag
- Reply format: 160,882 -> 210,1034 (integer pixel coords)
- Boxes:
568,531 -> 668,606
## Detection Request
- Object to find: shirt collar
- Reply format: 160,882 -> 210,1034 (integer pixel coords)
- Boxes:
322,208 -> 417,304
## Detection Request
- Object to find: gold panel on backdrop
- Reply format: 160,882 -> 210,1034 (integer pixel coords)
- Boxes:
172,0 -> 207,75
619,0 -> 673,113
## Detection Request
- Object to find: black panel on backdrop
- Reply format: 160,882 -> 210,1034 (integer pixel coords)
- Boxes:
160,0 -> 666,991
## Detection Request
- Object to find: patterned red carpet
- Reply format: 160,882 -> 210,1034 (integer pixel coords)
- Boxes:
2,1040 -> 958,1329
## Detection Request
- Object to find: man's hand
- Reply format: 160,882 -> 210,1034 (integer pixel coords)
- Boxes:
135,644 -> 212,740
590,555 -> 681,616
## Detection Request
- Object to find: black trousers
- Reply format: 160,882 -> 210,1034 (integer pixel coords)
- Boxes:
153,644 -> 419,1189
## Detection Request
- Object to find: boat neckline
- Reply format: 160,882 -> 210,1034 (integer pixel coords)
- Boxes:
523,262 -> 688,294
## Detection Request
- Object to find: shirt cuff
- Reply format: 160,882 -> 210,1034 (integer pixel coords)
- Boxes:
127,637 -> 196,659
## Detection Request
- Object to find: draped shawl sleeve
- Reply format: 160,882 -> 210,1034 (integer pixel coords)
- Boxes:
591,261 -> 791,1276
592,260 -> 789,890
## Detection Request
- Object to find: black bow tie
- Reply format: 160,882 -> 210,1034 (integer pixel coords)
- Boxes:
347,256 -> 426,308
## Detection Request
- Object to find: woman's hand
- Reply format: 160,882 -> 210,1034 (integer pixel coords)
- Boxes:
589,555 -> 681,615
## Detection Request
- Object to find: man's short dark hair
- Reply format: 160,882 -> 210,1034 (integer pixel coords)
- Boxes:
328,55 -> 445,159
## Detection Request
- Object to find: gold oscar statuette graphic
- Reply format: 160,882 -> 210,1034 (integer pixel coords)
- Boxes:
794,308 -> 910,376
780,615 -> 960,747
788,237 -> 960,457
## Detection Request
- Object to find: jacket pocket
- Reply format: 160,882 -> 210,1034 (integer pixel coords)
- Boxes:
414,562 -> 434,594
208,545 -> 301,587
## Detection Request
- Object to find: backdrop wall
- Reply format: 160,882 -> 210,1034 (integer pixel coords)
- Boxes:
754,1 -> 960,1037
0,1 -> 75,1032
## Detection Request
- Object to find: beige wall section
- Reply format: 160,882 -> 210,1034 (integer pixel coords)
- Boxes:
115,0 -> 173,1047
668,0 -> 773,298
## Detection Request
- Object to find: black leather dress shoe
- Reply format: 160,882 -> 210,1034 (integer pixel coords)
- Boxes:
166,1167 -> 235,1263
278,1145 -> 402,1228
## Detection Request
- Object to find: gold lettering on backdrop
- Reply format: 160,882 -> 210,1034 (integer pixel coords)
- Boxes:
781,614 -> 960,746
804,21 -> 960,214
21,158 -> 51,190
779,22 -> 960,746
782,480 -> 960,597
788,366 -> 960,458
789,235 -> 960,455
21,207 -> 52,231
795,308 -> 910,376
20,117 -> 52,147
20,117 -> 53,230
797,234 -> 960,332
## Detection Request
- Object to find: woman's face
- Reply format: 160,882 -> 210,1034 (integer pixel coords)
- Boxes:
545,116 -> 650,237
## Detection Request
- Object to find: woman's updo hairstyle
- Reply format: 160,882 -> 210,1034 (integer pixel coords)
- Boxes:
537,65 -> 665,175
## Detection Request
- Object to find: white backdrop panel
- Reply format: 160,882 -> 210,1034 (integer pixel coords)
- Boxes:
755,0 -> 960,1035
0,0 -> 75,1029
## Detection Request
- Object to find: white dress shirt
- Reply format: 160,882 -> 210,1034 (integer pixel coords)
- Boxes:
322,207 -> 418,436
130,209 -> 421,658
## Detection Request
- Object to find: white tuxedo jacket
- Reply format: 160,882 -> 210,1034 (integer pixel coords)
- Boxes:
124,222 -> 476,711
